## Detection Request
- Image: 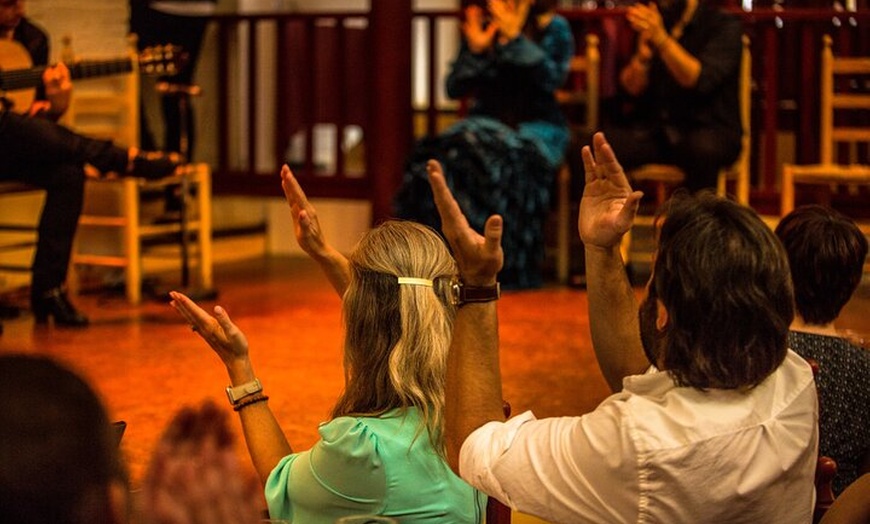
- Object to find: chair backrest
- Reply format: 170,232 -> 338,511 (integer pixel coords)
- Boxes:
819,34 -> 870,165
717,34 -> 752,205
61,35 -> 140,150
555,33 -> 600,136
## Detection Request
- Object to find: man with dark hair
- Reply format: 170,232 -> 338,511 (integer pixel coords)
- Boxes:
776,205 -> 870,495
433,132 -> 818,523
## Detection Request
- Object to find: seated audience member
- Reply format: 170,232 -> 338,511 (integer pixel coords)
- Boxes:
775,205 -> 870,495
0,7 -> 182,328
169,166 -> 486,523
430,132 -> 818,523
0,353 -> 129,523
820,473 -> 870,524
394,0 -> 573,289
603,0 -> 742,192
0,354 -> 263,524
140,400 -> 263,524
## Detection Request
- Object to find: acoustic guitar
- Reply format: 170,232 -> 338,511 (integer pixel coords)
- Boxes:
0,40 -> 186,113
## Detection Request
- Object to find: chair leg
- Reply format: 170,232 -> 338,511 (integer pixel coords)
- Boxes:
123,178 -> 142,305
781,165 -> 795,216
194,164 -> 213,290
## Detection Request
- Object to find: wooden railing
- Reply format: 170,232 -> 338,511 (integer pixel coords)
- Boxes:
204,5 -> 868,216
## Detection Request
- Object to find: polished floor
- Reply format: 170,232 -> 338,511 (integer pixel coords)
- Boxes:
1,251 -> 869,496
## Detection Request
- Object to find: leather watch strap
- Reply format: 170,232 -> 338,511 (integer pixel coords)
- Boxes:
452,282 -> 501,306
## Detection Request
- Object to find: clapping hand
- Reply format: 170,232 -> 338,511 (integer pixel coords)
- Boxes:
280,164 -> 330,260
489,0 -> 532,44
626,2 -> 668,49
170,291 -> 250,370
279,164 -> 350,295
578,133 -> 643,250
462,4 -> 498,53
427,159 -> 503,285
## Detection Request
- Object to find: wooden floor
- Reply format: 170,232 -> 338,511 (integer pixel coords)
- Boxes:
2,251 -> 869,500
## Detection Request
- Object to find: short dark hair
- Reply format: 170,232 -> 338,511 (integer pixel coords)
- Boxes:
653,192 -> 794,389
0,354 -> 126,524
775,205 -> 868,325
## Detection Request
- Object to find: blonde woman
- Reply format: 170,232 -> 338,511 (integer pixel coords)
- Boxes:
170,165 -> 485,523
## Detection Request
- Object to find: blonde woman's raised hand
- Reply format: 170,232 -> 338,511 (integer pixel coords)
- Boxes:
280,164 -> 330,259
279,164 -> 351,296
170,291 -> 250,369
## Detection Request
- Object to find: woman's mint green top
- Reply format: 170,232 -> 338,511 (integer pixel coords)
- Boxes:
265,407 -> 486,523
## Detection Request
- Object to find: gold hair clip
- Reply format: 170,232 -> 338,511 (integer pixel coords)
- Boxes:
397,277 -> 433,287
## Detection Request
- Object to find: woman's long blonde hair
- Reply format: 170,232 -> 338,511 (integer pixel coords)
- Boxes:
332,221 -> 457,453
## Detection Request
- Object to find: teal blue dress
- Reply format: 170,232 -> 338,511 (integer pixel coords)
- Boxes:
394,15 -> 574,289
265,408 -> 486,523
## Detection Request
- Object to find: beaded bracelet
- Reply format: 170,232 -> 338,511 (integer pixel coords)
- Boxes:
233,394 -> 269,412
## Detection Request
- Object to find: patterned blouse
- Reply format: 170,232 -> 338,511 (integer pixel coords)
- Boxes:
788,330 -> 870,494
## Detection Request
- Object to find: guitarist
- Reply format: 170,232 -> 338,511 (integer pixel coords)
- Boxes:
0,1 -> 183,329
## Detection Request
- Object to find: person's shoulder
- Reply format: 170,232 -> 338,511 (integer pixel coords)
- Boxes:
15,17 -> 48,42
319,410 -> 414,447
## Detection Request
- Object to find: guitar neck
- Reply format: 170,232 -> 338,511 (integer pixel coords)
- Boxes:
0,58 -> 133,92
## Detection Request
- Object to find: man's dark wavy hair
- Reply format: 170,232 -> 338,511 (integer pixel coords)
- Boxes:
775,205 -> 868,326
653,192 -> 794,389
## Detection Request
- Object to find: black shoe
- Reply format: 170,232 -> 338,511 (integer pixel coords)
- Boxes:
128,151 -> 185,180
32,288 -> 89,327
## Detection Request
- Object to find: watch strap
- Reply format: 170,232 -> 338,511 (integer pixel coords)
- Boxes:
226,378 -> 263,404
453,282 -> 501,306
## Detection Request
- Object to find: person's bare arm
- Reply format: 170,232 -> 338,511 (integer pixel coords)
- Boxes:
427,160 -> 505,473
280,165 -> 351,296
579,133 -> 649,392
623,2 -> 701,90
170,292 -> 292,485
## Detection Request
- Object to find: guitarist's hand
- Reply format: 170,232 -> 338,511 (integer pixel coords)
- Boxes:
33,63 -> 72,119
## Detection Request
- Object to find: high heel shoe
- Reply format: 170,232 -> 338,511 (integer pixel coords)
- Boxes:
32,288 -> 89,327
128,151 -> 185,180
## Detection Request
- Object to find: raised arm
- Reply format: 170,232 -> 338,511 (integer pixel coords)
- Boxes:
280,165 -> 351,296
579,133 -> 649,392
427,159 -> 505,473
170,292 -> 291,485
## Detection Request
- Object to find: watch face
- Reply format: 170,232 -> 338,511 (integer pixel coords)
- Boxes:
451,281 -> 463,306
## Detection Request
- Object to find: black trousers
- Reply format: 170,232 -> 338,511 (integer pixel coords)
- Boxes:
602,123 -> 741,193
0,111 -> 128,301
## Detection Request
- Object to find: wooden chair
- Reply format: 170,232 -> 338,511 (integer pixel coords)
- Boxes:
552,33 -> 600,284
819,473 -> 870,524
622,35 -> 752,267
806,357 -> 839,524
64,37 -> 213,304
780,35 -> 870,239
815,455 -> 839,524
0,183 -> 43,294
